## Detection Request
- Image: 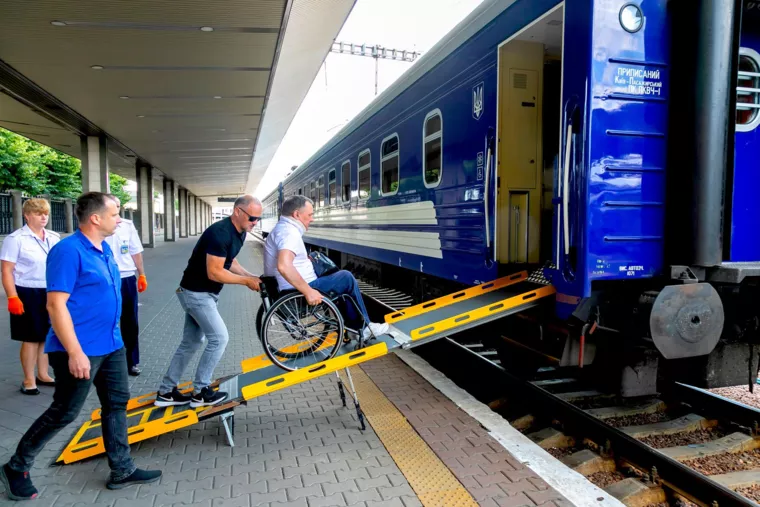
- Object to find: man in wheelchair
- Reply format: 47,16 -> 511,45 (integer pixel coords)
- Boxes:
263,195 -> 389,341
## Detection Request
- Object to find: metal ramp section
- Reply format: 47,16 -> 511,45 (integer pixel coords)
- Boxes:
386,270 -> 555,346
55,335 -> 398,466
55,271 -> 553,466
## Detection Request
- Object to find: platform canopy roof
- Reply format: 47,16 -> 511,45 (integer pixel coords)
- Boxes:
0,0 -> 355,205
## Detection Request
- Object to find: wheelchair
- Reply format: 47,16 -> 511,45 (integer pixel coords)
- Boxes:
255,276 -> 371,431
255,276 -> 371,372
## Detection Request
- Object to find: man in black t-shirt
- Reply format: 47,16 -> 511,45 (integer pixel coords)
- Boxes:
155,195 -> 262,408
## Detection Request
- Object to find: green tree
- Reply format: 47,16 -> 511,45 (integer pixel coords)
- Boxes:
110,174 -> 131,205
0,128 -> 51,195
0,127 -> 133,204
42,148 -> 82,198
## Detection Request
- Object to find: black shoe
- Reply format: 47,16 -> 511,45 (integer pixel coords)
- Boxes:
0,464 -> 38,500
154,388 -> 192,407
106,468 -> 161,490
190,387 -> 228,408
128,366 -> 141,377
19,384 -> 39,396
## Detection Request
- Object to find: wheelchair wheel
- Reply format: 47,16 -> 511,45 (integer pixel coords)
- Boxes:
261,292 -> 344,371
255,304 -> 265,339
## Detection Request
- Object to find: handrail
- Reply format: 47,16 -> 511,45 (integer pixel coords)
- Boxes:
562,123 -> 573,256
484,145 -> 492,249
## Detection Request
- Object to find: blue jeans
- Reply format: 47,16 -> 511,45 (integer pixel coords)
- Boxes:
9,348 -> 135,481
309,270 -> 371,329
159,289 -> 229,394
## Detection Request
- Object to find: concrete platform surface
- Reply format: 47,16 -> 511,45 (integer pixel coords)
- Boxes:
0,235 -> 606,506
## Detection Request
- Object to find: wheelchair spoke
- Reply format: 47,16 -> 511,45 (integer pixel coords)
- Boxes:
262,293 -> 346,371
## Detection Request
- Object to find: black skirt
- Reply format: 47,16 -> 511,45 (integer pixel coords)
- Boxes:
10,286 -> 50,343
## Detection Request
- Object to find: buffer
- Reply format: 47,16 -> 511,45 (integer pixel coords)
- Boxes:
55,271 -> 554,465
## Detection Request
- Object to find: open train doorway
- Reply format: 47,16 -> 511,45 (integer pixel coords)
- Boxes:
494,3 -> 563,268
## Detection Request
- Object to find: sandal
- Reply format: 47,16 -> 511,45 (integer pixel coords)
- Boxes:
20,384 -> 39,396
36,377 -> 55,387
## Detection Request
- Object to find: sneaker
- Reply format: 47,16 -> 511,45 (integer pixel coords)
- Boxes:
190,387 -> 228,408
128,366 -> 141,377
154,388 -> 192,407
106,468 -> 161,490
0,463 -> 38,500
362,322 -> 390,339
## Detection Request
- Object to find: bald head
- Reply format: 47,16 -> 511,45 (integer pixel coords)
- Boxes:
231,194 -> 262,233
233,195 -> 261,208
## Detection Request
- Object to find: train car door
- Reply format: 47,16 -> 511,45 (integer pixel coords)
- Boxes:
495,5 -> 563,267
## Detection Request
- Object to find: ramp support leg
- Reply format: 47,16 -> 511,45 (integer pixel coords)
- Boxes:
220,412 -> 235,447
335,372 -> 347,407
343,367 -> 366,432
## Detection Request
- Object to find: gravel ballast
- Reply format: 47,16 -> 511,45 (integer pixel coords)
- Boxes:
683,448 -> 760,475
637,428 -> 727,449
710,384 -> 760,410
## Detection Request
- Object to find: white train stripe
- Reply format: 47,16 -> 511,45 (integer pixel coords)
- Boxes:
304,227 -> 443,259
313,201 -> 438,226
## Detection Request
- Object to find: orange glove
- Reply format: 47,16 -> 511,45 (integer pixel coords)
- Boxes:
8,296 -> 24,315
137,275 -> 148,293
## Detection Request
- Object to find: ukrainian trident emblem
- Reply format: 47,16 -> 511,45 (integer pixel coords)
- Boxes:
472,82 -> 484,120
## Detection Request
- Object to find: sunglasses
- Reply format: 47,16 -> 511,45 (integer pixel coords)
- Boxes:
236,207 -> 260,223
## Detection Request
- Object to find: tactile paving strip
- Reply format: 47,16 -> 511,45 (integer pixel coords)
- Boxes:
341,366 -> 478,507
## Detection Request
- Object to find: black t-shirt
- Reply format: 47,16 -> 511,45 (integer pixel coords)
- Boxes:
180,217 -> 245,294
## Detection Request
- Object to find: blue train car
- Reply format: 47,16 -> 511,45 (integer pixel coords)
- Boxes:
261,0 -> 760,393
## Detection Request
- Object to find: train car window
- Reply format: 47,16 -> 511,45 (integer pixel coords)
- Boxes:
317,176 -> 325,208
423,110 -> 442,187
341,161 -> 351,203
310,181 -> 316,206
298,187 -> 302,195
358,149 -> 371,200
737,48 -> 760,132
328,169 -> 337,206
381,134 -> 400,196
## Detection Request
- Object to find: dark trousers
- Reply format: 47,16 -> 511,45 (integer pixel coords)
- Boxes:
120,276 -> 140,368
8,348 -> 136,480
309,270 -> 371,330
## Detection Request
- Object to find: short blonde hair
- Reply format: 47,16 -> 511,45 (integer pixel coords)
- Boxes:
23,198 -> 50,216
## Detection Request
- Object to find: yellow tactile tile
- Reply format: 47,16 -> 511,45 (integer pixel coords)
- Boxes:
340,366 -> 478,507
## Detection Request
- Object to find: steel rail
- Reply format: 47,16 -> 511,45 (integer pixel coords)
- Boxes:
667,382 -> 760,433
415,338 -> 756,507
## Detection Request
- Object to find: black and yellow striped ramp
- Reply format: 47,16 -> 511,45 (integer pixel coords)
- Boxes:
55,335 -> 399,465
56,271 -> 552,466
385,271 -> 555,345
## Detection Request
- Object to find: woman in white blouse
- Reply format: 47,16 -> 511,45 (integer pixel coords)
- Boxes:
0,198 -> 60,395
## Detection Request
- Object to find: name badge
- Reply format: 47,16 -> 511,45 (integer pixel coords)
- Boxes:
120,242 -> 129,255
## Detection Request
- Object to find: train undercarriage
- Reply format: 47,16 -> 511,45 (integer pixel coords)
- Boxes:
334,249 -> 760,398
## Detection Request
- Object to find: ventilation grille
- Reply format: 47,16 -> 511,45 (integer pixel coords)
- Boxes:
513,73 -> 528,89
737,51 -> 760,130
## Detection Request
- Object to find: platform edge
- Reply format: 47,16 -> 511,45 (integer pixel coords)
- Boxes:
393,348 -> 626,507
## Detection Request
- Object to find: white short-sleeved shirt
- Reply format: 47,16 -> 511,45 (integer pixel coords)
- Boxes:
0,225 -> 60,288
264,217 -> 317,291
104,219 -> 144,278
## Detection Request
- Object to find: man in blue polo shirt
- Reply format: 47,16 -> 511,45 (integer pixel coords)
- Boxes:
0,192 -> 161,501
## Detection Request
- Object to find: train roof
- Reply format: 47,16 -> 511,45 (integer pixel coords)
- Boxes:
281,0 -> 520,186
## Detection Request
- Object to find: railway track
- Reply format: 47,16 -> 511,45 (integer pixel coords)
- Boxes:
359,278 -> 760,507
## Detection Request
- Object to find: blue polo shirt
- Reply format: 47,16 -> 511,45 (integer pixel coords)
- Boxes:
45,230 -> 123,356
